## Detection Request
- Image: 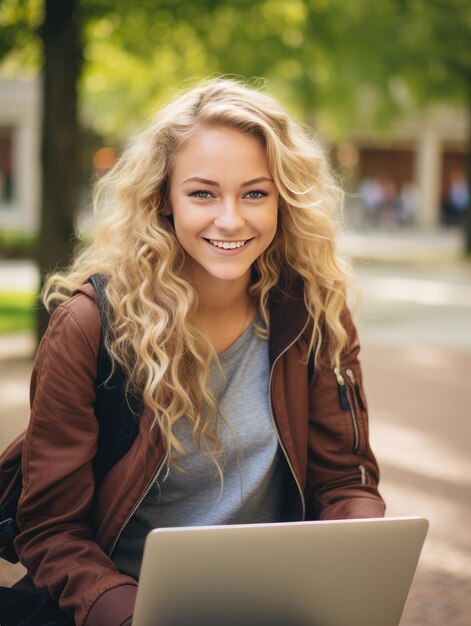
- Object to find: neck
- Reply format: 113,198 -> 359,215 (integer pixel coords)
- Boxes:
190,270 -> 256,352
192,270 -> 253,315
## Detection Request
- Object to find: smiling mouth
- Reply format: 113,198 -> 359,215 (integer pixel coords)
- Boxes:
206,239 -> 252,250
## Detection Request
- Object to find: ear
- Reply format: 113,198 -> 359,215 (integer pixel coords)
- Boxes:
163,204 -> 172,216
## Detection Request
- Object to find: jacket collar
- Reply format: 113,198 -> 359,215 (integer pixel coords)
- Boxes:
267,271 -> 310,367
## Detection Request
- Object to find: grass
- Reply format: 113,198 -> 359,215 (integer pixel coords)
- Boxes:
0,291 -> 36,334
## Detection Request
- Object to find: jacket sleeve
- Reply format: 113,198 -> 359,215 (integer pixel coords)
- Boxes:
14,296 -> 137,626
306,309 -> 386,520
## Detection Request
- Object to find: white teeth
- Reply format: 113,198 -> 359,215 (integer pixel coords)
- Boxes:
208,239 -> 247,249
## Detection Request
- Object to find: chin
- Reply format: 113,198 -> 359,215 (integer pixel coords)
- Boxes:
199,264 -> 252,283
209,270 -> 251,282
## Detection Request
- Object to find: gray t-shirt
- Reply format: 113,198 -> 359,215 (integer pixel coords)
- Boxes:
113,319 -> 292,579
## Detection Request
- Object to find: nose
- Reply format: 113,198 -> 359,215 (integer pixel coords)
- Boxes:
213,198 -> 245,232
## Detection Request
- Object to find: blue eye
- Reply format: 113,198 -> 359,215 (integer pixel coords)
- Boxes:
189,190 -> 213,199
245,189 -> 268,199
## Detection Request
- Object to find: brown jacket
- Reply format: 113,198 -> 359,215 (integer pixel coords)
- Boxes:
14,279 -> 385,626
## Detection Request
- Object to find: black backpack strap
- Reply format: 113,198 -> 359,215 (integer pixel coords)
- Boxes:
87,274 -> 140,483
88,273 -> 113,397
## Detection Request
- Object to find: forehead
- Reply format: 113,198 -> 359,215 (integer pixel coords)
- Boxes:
170,125 -> 271,182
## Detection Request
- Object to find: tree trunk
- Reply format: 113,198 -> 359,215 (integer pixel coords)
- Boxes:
36,0 -> 82,340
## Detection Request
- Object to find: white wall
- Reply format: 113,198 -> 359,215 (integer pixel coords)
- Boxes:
0,77 -> 40,233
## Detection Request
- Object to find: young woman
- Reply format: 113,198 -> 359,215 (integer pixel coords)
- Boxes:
15,79 -> 385,626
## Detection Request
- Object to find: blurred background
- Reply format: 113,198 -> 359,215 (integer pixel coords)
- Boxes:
0,0 -> 470,624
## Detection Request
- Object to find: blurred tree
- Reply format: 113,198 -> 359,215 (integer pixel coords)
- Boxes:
37,0 -> 82,338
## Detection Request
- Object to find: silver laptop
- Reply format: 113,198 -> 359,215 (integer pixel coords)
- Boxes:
132,516 -> 428,626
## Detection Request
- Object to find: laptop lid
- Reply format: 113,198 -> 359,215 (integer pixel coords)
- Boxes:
132,516 -> 428,626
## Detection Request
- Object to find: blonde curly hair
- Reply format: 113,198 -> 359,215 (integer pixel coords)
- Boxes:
43,78 -> 353,463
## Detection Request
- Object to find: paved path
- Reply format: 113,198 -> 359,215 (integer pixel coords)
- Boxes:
354,259 -> 471,625
362,345 -> 471,625
339,226 -> 465,263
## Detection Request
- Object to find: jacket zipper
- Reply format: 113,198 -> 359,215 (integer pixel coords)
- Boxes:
108,453 -> 169,556
268,326 -> 308,521
345,368 -> 366,411
334,366 -> 360,453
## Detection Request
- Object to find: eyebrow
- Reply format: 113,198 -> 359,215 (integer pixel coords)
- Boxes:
182,176 -> 274,187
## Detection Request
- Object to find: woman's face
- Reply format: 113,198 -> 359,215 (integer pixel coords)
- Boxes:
168,125 -> 278,289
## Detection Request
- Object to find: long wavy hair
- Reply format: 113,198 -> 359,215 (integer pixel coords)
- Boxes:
43,78 -> 353,464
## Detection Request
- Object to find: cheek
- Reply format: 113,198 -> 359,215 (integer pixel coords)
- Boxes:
173,210 -> 205,239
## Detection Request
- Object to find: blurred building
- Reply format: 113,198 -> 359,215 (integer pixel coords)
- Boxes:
0,77 -> 40,233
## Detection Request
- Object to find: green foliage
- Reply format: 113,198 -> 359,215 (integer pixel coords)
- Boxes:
80,0 -> 315,137
0,291 -> 36,334
376,0 -> 471,107
1,0 -> 470,137
78,0 -> 471,140
0,0 -> 42,71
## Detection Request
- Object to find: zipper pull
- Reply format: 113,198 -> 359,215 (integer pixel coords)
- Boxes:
345,368 -> 366,411
359,464 -> 373,485
334,366 -> 350,411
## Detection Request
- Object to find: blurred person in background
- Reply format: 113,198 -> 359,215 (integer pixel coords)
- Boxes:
360,176 -> 383,225
442,168 -> 469,226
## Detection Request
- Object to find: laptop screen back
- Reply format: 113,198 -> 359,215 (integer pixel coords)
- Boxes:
132,516 -> 428,626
